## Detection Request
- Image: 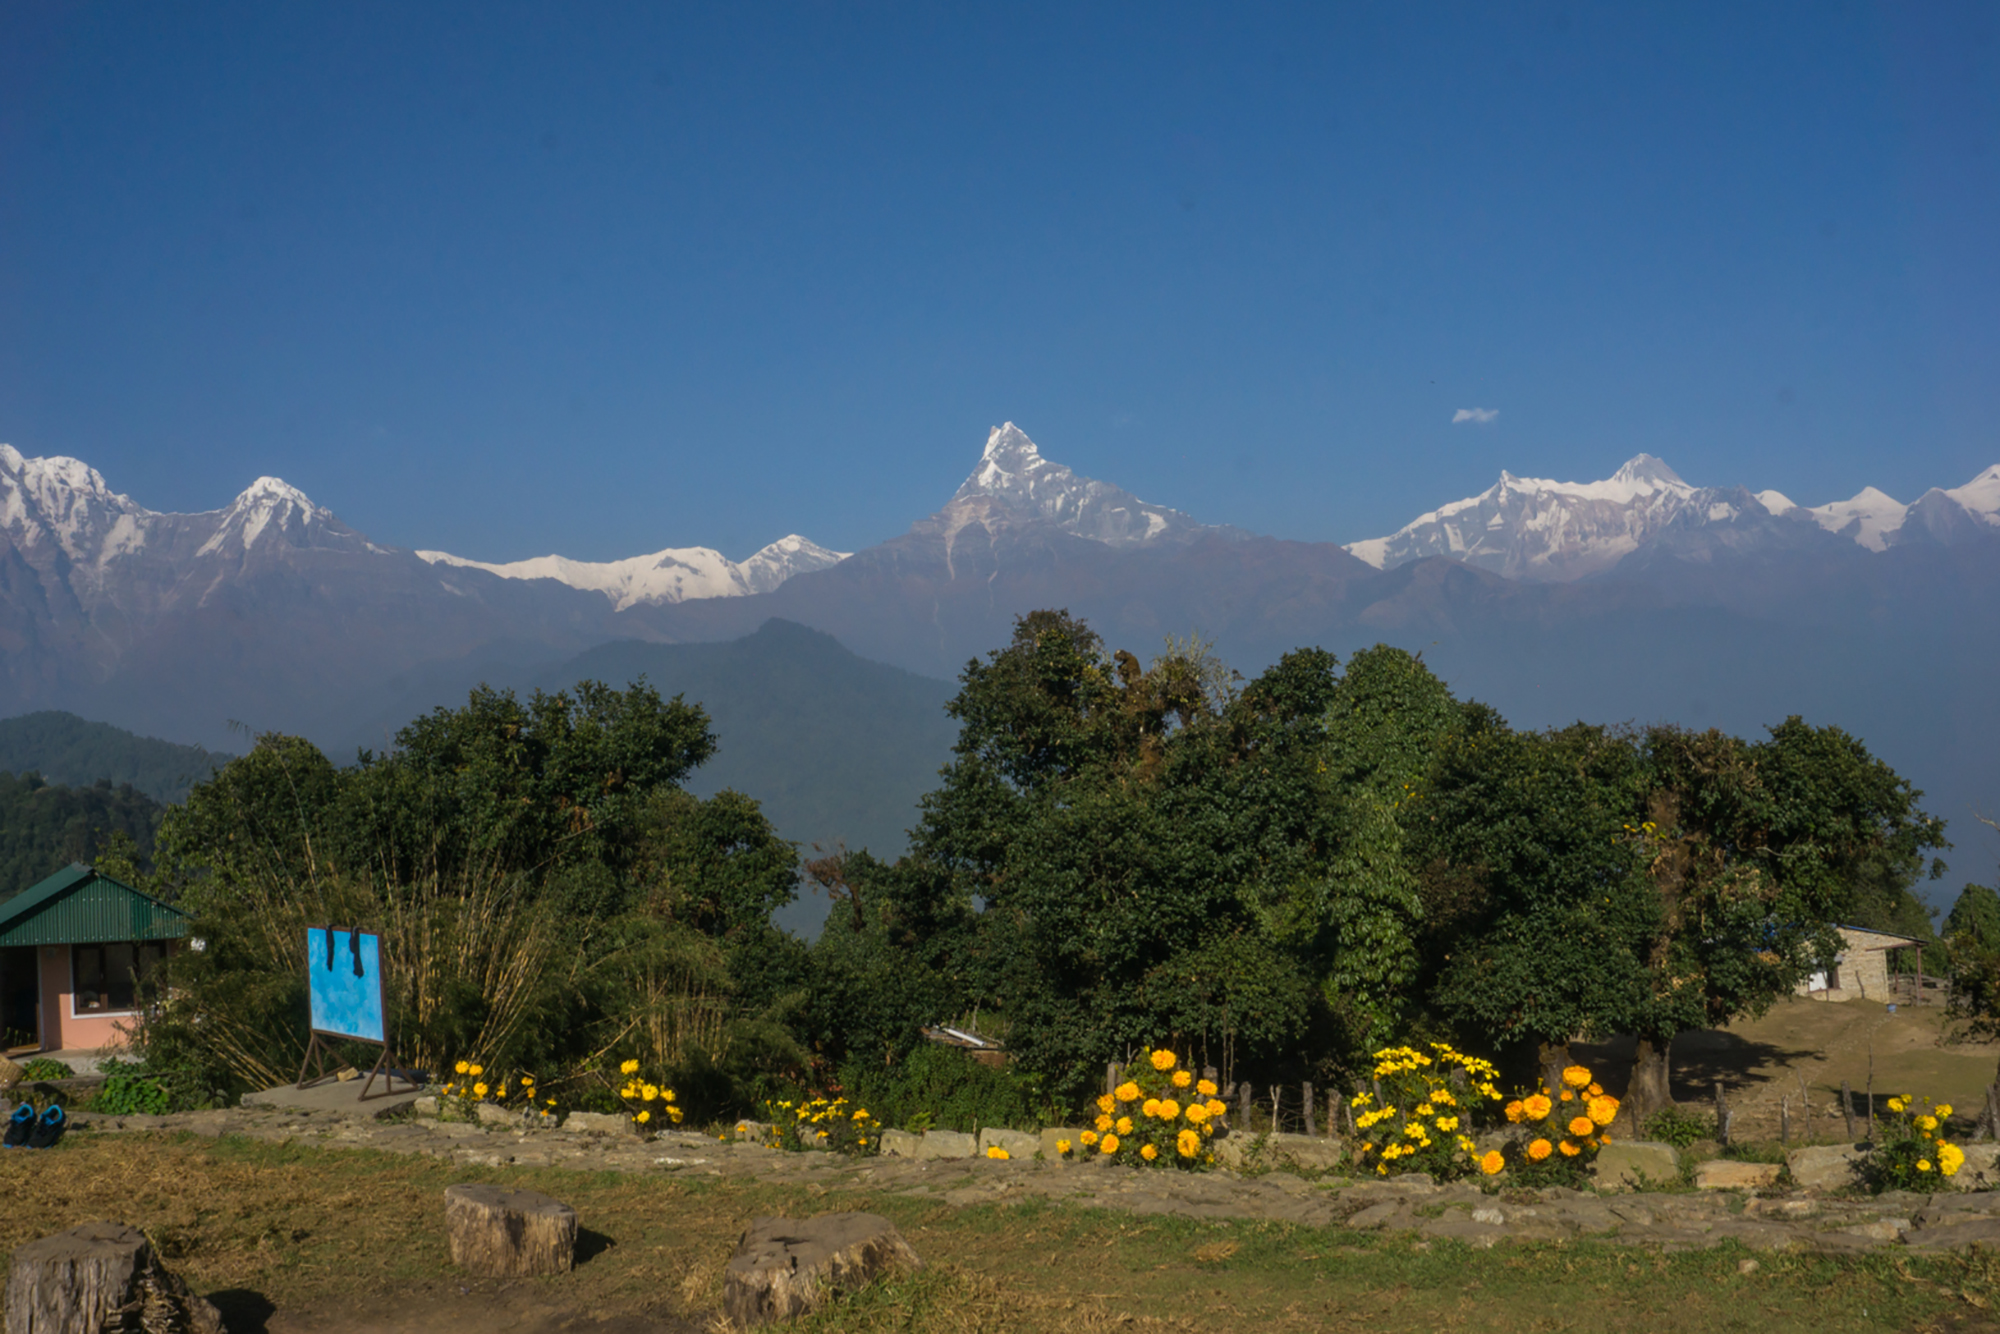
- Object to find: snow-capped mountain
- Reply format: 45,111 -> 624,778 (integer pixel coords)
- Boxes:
1347,455 -> 2000,580
417,534 -> 848,611
942,423 -> 1226,546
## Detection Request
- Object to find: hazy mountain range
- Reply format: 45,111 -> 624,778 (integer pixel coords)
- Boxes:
4,427 -> 1998,892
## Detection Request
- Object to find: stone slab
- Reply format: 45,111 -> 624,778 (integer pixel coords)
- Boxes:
1594,1141 -> 1681,1190
559,1111 -> 635,1135
241,1077 -> 422,1119
1041,1127 -> 1084,1161
1694,1160 -> 1781,1190
914,1130 -> 976,1160
1786,1144 -> 1865,1191
877,1128 -> 920,1158
1213,1131 -> 1346,1172
978,1128 -> 1039,1160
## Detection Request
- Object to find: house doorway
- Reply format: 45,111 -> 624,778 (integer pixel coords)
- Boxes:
0,945 -> 39,1052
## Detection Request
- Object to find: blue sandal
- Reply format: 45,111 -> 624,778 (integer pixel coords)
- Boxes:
26,1103 -> 64,1149
1,1103 -> 32,1148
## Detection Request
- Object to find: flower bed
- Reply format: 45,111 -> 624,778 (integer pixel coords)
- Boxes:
1068,1048 -> 1224,1168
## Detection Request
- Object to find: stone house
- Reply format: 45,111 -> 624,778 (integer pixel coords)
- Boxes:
1795,924 -> 1928,1002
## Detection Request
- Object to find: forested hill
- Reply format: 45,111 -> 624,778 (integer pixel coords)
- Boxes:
0,711 -> 233,804
540,619 -> 958,863
0,770 -> 162,900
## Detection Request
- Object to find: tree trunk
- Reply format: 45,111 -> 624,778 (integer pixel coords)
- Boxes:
1537,1040 -> 1573,1097
725,1212 -> 923,1327
4,1220 -> 223,1334
1620,1034 -> 1674,1134
444,1184 -> 576,1277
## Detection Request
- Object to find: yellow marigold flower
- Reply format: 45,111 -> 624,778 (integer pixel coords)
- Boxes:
1436,1116 -> 1459,1132
1101,1134 -> 1120,1154
1057,1139 -> 1072,1155
1115,1081 -> 1141,1103
473,1082 -> 489,1098
1140,1143 -> 1159,1161
1117,1117 -> 1134,1136
642,1084 -> 659,1102
1559,1140 -> 1581,1157
1938,1104 -> 1955,1119
1186,1103 -> 1209,1124
636,1110 -> 651,1123
454,1060 -> 469,1075
1569,1115 -> 1595,1138
1097,1093 -> 1116,1114
1150,1049 -> 1177,1071
1404,1121 -> 1425,1138
1080,1130 -> 1099,1146
1562,1066 -> 1592,1089
1458,1137 -> 1476,1154
1431,1089 -> 1456,1107
1178,1128 -> 1200,1157
1142,1098 -> 1162,1118
987,1146 -> 1010,1160
1601,1133 -> 1612,1145
1172,1069 -> 1193,1089
1415,1103 -> 1434,1116
1504,1100 -> 1525,1123
1919,1159 -> 1934,1172
1941,1142 -> 1966,1176
468,1064 -> 484,1077
1096,1114 -> 1115,1132
1528,1138 -> 1553,1161
1918,1115 -> 1939,1132
852,1109 -> 867,1121
1159,1099 -> 1181,1120
1206,1098 -> 1226,1117
1587,1083 -> 1602,1097
1480,1150 -> 1505,1175
1197,1079 -> 1218,1097
620,1059 -> 640,1075
1588,1095 -> 1618,1126
1560,1090 -> 1575,1102
1886,1097 -> 1907,1114
1523,1094 -> 1552,1120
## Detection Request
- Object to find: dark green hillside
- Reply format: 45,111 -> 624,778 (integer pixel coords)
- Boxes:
0,711 -> 233,804
542,619 -> 958,862
0,771 -> 163,899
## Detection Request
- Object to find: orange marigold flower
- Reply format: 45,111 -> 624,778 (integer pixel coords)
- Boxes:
1480,1150 -> 1505,1175
1150,1049 -> 1177,1071
1528,1138 -> 1553,1161
1569,1116 -> 1595,1137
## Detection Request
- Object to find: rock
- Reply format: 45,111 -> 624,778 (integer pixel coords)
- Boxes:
3,1220 -> 224,1334
978,1128 -> 1039,1160
1737,1259 -> 1760,1275
1041,1127 -> 1084,1161
914,1130 -> 976,1160
1594,1140 -> 1681,1190
411,1095 -> 440,1118
1786,1144 -> 1866,1191
726,1118 -> 774,1143
877,1129 -> 920,1158
1344,1202 -> 1407,1231
1956,1143 -> 2000,1189
1694,1160 -> 1781,1190
444,1184 -> 577,1276
723,1213 -> 922,1327
1472,1205 -> 1505,1225
474,1102 -> 516,1128
1904,1217 -> 2000,1252
1840,1219 -> 1906,1243
560,1110 -> 635,1135
1212,1131 -> 1348,1173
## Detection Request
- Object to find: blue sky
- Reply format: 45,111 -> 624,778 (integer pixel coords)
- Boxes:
3,2 -> 1995,562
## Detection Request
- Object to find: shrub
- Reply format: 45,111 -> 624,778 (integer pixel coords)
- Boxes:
759,1094 -> 879,1154
1499,1062 -> 1620,1187
1350,1042 -> 1504,1180
87,1059 -> 221,1115
1642,1103 -> 1713,1149
836,1043 -> 1057,1134
19,1058 -> 73,1081
1869,1093 -> 1965,1193
436,1060 -> 555,1124
614,1058 -> 685,1132
1072,1047 -> 1220,1170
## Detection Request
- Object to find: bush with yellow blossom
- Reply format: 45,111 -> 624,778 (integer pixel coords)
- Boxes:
1350,1042 -> 1504,1180
437,1060 -> 558,1125
1869,1093 -> 1965,1193
757,1092 -> 879,1156
1499,1062 -> 1618,1186
1065,1047 -> 1221,1170
614,1057 -> 686,1134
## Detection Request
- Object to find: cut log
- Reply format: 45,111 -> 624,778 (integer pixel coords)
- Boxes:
724,1212 -> 922,1327
4,1220 -> 223,1334
444,1183 -> 576,1277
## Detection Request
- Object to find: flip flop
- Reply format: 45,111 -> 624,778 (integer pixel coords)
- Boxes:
1,1103 -> 32,1148
27,1103 -> 64,1149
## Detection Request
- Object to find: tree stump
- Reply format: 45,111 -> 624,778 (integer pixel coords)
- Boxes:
724,1213 -> 922,1327
4,1220 -> 223,1334
444,1184 -> 576,1277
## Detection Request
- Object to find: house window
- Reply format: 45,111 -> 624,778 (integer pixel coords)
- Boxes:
69,942 -> 166,1014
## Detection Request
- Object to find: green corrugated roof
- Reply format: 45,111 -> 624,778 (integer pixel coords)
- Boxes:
0,862 -> 189,947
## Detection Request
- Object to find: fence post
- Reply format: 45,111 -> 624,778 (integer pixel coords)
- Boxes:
1842,1080 -> 1855,1142
1302,1082 -> 1315,1136
1269,1085 -> 1282,1135
1238,1082 -> 1251,1131
1106,1062 -> 1118,1098
1780,1095 -> 1790,1146
1715,1081 -> 1731,1147
1326,1089 -> 1342,1139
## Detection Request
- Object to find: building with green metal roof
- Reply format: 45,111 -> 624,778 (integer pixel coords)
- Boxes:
0,862 -> 189,1055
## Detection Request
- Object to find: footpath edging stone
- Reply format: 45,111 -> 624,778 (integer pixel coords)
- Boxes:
51,1104 -> 2000,1255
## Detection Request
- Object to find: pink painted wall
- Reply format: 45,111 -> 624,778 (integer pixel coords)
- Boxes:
35,943 -> 146,1054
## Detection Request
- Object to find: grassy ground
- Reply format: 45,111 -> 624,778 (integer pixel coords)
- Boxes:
9,1132 -> 2000,1332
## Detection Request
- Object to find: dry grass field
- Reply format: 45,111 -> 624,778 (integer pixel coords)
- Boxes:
7,1131 -> 2000,1333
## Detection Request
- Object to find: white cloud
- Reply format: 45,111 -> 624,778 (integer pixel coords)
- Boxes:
1452,408 -> 1499,425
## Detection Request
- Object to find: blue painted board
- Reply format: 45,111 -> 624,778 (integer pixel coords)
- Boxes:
306,927 -> 386,1044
